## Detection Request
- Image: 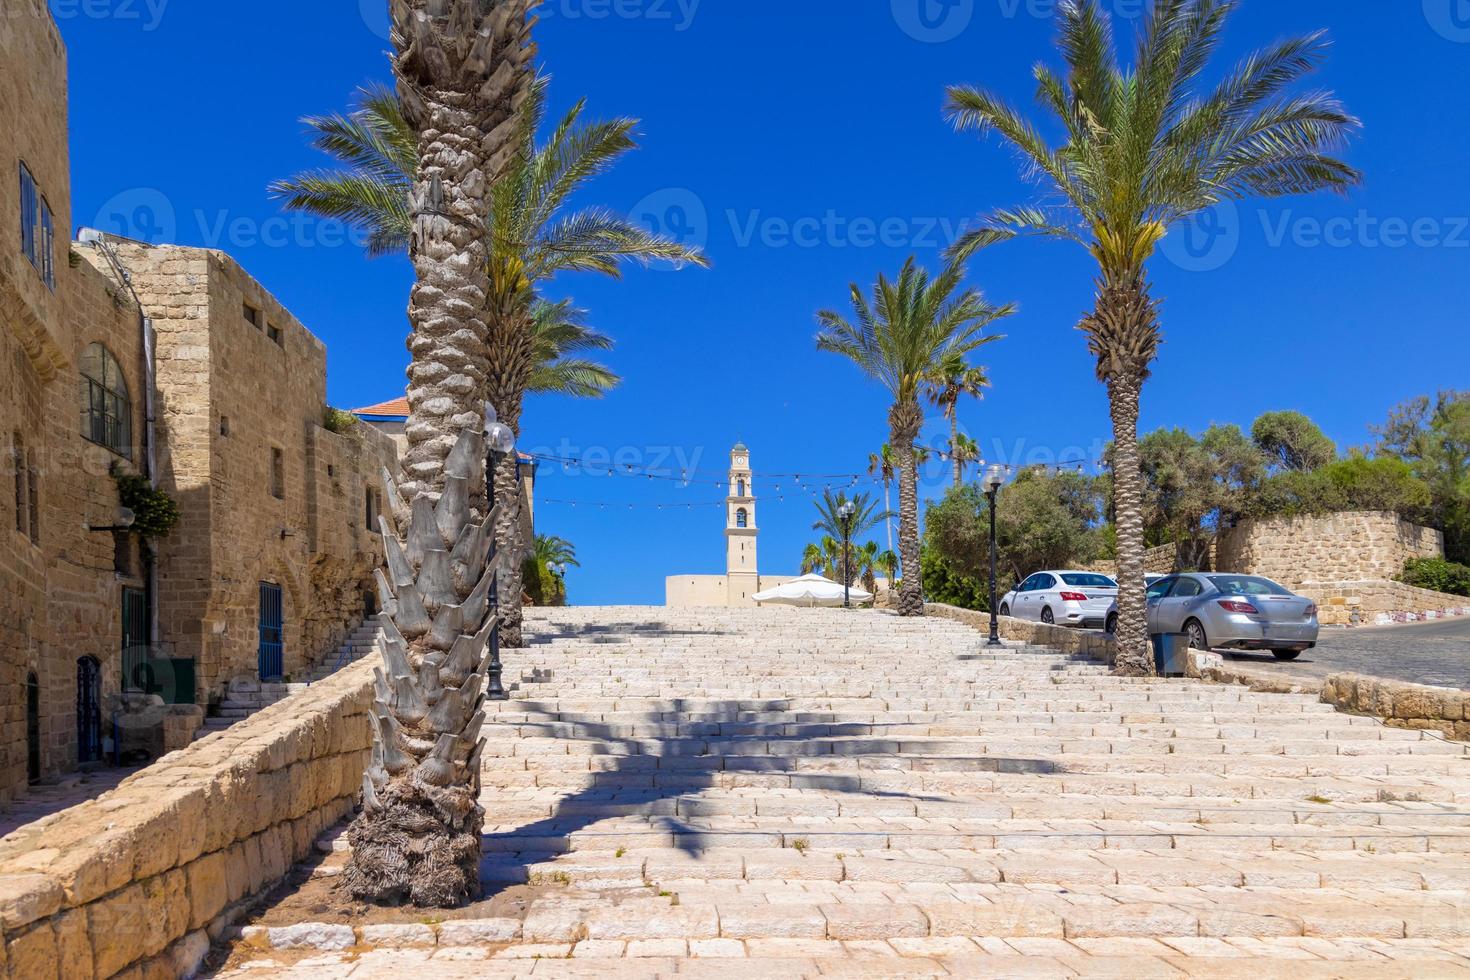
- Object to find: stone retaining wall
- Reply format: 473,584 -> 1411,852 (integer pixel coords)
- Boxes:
1320,673 -> 1470,741
925,604 -> 1117,665
1308,580 -> 1470,627
0,658 -> 375,978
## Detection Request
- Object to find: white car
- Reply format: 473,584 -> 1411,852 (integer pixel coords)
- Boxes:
1000,570 -> 1119,629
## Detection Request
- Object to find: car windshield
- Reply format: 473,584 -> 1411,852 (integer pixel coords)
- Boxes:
1209,575 -> 1292,597
1060,574 -> 1117,588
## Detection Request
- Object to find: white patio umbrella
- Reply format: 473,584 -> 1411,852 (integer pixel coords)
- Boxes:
752,574 -> 874,608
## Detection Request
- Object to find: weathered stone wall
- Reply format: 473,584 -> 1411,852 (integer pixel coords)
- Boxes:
1215,511 -> 1443,591
112,244 -> 396,703
0,242 -> 149,800
925,604 -> 1118,665
1320,673 -> 1470,741
0,659 -> 376,978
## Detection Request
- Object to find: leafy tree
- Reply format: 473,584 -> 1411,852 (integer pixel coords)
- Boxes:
1247,454 -> 1432,523
525,534 -> 579,606
1374,391 -> 1470,563
925,472 -> 1105,592
1252,411 -> 1336,473
945,0 -> 1360,674
1138,425 -> 1264,568
921,547 -> 989,611
816,258 -> 1014,616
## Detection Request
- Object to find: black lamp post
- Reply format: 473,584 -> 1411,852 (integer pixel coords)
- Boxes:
838,500 -> 857,608
983,464 -> 1005,647
484,403 -> 516,700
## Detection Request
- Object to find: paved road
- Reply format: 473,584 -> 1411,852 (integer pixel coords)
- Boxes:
1218,615 -> 1470,690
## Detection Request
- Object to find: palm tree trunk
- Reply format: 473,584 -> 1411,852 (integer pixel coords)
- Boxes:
951,414 -> 962,489
1106,370 -> 1154,677
345,0 -> 536,909
486,300 -> 536,648
892,402 -> 925,617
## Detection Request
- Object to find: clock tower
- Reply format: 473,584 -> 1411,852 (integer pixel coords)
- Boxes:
725,443 -> 758,606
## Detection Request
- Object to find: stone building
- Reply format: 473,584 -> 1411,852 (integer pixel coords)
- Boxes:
0,3 -> 394,801
666,444 -> 799,607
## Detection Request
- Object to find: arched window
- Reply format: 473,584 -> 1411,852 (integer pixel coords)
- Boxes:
79,344 -> 131,457
736,508 -> 749,529
737,479 -> 746,498
26,672 -> 40,784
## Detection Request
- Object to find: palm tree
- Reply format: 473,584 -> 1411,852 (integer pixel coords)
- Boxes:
341,0 -> 536,910
926,352 -> 996,487
273,78 -> 707,648
529,533 -> 580,605
810,490 -> 891,587
943,0 -> 1359,674
801,537 -> 841,579
534,533 -> 580,570
852,541 -> 882,594
818,258 -> 1014,616
949,432 -> 982,488
876,548 -> 900,591
529,300 -> 620,399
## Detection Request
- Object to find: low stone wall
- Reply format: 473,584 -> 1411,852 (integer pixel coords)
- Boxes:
1320,673 -> 1470,741
0,659 -> 375,978
1216,511 -> 1442,592
1305,580 -> 1470,627
925,604 -> 1118,665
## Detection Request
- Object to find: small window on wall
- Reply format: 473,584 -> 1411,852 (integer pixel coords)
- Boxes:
243,303 -> 261,328
270,448 -> 285,499
79,343 -> 133,457
12,434 -> 24,535
220,416 -> 230,437
365,487 -> 380,529
19,163 -> 55,290
267,322 -> 283,346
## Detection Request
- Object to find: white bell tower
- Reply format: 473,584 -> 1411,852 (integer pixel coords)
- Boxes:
725,443 -> 758,606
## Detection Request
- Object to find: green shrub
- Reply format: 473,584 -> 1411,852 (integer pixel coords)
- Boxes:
922,548 -> 988,612
1399,557 -> 1470,597
114,472 -> 179,538
323,406 -> 359,434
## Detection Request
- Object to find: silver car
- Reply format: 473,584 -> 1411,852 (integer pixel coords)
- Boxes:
1105,573 -> 1319,661
1000,570 -> 1119,629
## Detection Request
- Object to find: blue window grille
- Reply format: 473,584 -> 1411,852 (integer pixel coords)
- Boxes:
19,164 -> 54,290
259,583 -> 284,679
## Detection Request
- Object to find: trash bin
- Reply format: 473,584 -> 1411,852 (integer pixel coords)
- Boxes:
1152,633 -> 1189,678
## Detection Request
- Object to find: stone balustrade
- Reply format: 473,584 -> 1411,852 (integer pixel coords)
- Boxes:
0,659 -> 375,978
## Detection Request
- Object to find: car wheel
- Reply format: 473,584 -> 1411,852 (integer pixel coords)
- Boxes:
999,603 -> 1010,617
1041,607 -> 1055,625
1184,619 -> 1210,651
1105,612 -> 1118,635
1272,650 -> 1302,661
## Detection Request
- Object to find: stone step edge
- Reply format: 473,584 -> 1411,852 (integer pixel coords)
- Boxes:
233,906 -> 1469,952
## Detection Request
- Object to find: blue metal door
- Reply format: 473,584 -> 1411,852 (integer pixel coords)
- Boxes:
76,657 -> 102,764
258,582 -> 284,680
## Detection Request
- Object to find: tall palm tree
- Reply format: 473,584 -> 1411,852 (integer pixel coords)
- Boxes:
943,0 -> 1359,674
273,78 -> 707,648
948,432 -> 982,488
926,352 -> 996,487
876,548 -> 900,591
342,0 -> 536,910
533,533 -> 580,570
852,541 -> 882,594
818,258 -> 1014,616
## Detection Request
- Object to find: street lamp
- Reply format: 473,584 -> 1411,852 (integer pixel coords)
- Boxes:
838,499 -> 857,609
983,465 -> 1006,647
483,403 -> 516,700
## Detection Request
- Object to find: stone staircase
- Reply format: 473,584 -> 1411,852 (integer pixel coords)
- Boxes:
195,621 -> 381,737
230,606 -> 1470,976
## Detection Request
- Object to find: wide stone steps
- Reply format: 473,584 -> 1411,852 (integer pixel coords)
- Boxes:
221,607 -> 1470,975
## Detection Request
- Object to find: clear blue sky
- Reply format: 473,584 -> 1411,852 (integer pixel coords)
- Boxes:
59,1 -> 1470,604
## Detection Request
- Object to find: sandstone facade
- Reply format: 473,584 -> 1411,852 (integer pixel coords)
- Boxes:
109,243 -> 398,702
0,4 -> 396,802
1215,511 -> 1443,591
